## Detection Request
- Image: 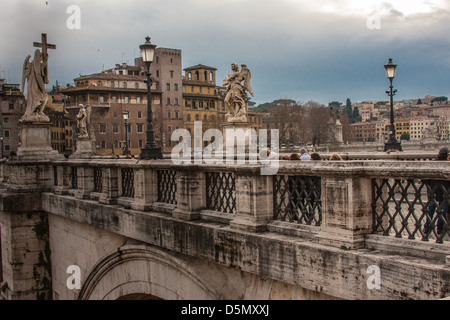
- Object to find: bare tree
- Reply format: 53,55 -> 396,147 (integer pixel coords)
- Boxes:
304,101 -> 331,146
264,100 -> 306,147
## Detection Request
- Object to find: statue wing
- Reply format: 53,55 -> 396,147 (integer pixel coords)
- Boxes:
241,66 -> 254,97
22,55 -> 31,94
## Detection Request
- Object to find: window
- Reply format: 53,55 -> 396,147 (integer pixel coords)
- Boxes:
4,130 -> 10,138
138,140 -> 143,148
175,98 -> 179,105
167,83 -> 170,91
99,95 -> 104,103
175,111 -> 179,119
137,123 -> 143,133
113,123 -> 119,134
135,82 -> 139,89
99,124 -> 107,134
170,71 -> 174,78
138,111 -> 142,118
110,82 -> 115,88
167,98 -> 171,105
137,97 -> 141,104
101,140 -> 106,149
168,125 -> 172,133
112,96 -> 117,103
98,81 -> 102,87
174,84 -> 178,91
3,118 -> 9,124
124,97 -> 129,104
8,102 -> 13,110
191,86 -> 194,93
168,111 -> 171,119
186,114 -> 191,121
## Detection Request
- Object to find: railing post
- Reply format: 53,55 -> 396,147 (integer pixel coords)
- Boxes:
316,175 -> 373,249
131,167 -> 158,211
99,167 -> 119,205
172,169 -> 205,220
230,173 -> 273,232
54,164 -> 71,195
74,165 -> 94,199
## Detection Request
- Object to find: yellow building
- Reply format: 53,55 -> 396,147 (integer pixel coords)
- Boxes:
182,64 -> 225,147
394,118 -> 410,140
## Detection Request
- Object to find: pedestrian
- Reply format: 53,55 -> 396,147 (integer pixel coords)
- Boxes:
289,153 -> 300,160
329,153 -> 343,161
423,146 -> 449,237
310,152 -> 321,160
281,154 -> 290,160
299,148 -> 311,160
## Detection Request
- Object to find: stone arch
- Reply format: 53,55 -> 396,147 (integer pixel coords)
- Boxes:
78,244 -> 222,300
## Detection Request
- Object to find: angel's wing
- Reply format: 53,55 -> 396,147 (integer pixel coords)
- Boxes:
21,55 -> 31,94
241,65 -> 254,97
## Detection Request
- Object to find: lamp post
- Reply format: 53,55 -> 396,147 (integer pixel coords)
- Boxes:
139,36 -> 162,159
383,58 -> 402,152
123,110 -> 130,156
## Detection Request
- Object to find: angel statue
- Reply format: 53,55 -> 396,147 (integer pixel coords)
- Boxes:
76,104 -> 91,139
223,63 -> 254,122
21,49 -> 50,122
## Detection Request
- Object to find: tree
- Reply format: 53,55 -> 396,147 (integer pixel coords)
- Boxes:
305,101 -> 331,146
265,100 -> 306,147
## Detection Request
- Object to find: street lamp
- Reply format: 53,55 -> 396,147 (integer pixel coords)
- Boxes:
139,36 -> 162,159
383,58 -> 402,152
123,110 -> 130,156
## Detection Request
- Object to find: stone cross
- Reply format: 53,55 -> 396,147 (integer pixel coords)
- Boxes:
33,33 -> 56,84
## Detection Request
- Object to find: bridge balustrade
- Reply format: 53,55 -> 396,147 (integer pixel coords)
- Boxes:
18,157 -> 450,249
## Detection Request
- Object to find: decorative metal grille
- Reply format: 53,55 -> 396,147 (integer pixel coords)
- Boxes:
273,175 -> 322,225
94,167 -> 103,193
71,167 -> 78,189
372,178 -> 449,243
157,170 -> 177,205
206,172 -> 236,214
121,168 -> 134,198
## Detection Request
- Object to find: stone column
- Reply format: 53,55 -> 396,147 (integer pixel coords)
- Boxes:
230,173 -> 273,232
172,169 -> 205,221
54,165 -> 72,195
74,166 -> 94,200
99,167 -> 119,205
131,168 -> 158,211
316,176 -> 373,249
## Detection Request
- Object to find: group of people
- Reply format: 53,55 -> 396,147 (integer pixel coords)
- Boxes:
281,149 -> 343,161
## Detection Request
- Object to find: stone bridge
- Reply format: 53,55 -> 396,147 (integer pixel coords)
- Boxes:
0,153 -> 449,300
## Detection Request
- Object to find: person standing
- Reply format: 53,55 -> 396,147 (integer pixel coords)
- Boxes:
299,148 -> 311,161
423,146 -> 449,237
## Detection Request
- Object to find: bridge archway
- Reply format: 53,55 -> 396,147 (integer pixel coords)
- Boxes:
78,244 -> 222,300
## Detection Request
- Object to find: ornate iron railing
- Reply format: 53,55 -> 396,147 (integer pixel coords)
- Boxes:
157,170 -> 177,205
94,167 -> 103,193
273,175 -> 322,225
206,172 -> 236,214
372,178 -> 449,243
121,168 -> 134,198
71,167 -> 78,189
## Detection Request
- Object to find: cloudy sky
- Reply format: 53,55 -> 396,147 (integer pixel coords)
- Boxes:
1,0 -> 450,106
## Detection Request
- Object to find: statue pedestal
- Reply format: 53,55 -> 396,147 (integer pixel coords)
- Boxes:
222,122 -> 257,158
16,121 -> 61,160
71,137 -> 96,159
